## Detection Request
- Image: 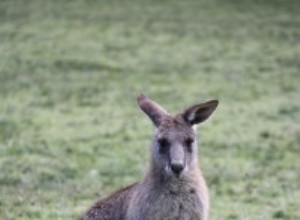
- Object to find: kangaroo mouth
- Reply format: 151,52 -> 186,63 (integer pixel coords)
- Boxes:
165,165 -> 185,178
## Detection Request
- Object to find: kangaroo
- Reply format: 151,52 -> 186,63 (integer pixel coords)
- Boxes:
81,94 -> 218,220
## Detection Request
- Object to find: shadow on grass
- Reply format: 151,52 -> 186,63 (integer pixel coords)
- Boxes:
54,59 -> 121,72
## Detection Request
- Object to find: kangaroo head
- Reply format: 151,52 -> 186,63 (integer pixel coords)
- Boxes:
137,94 -> 218,178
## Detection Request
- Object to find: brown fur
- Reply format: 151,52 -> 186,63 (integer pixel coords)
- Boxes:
80,95 -> 218,220
80,183 -> 137,220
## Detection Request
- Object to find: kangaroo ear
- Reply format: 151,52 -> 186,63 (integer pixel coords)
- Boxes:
183,100 -> 219,125
137,94 -> 168,127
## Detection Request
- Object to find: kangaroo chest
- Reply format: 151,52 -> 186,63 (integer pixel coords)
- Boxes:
148,192 -> 203,220
127,184 -> 206,220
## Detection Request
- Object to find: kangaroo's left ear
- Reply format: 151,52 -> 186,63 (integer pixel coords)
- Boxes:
182,100 -> 219,125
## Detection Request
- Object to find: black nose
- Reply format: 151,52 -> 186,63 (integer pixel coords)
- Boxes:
170,163 -> 184,175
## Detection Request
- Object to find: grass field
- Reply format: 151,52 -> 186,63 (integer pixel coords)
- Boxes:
0,0 -> 300,219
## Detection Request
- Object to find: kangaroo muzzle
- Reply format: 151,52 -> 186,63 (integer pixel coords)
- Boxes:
169,144 -> 185,175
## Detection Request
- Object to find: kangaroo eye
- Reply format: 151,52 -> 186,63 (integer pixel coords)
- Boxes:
158,138 -> 170,154
185,138 -> 194,153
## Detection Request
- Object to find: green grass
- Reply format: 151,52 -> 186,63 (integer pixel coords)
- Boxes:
0,0 -> 300,219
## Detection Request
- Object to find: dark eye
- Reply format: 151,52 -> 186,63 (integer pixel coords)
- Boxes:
158,138 -> 170,154
185,138 -> 194,153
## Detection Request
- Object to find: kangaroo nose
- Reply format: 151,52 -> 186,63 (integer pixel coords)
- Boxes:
170,163 -> 184,175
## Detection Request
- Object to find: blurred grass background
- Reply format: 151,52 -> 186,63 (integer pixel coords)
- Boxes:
0,0 -> 300,219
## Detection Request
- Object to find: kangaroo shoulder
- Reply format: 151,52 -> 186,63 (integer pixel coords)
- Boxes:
81,182 -> 138,220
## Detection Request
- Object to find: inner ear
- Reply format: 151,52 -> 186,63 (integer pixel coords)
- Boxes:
183,100 -> 218,125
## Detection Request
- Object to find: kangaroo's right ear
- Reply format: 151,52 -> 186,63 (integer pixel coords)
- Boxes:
137,94 -> 168,127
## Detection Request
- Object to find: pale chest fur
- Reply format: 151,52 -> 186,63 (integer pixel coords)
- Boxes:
126,178 -> 209,220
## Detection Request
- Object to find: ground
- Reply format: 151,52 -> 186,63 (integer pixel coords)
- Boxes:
0,0 -> 299,219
